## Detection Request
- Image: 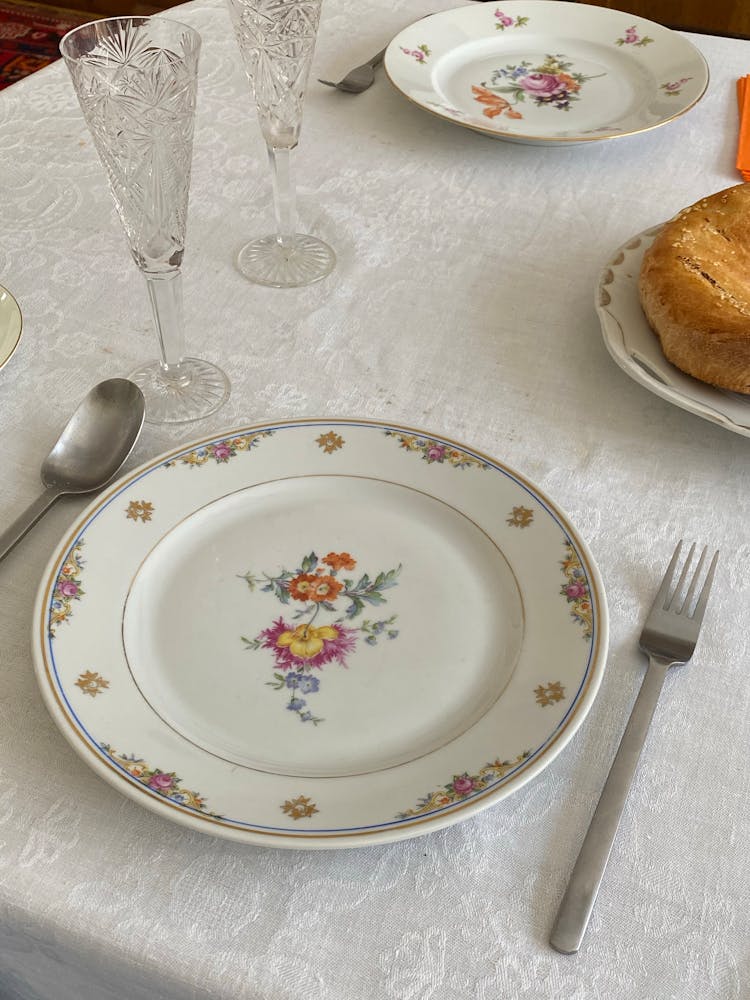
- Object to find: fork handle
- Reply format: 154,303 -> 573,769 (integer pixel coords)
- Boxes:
368,47 -> 386,68
550,654 -> 671,954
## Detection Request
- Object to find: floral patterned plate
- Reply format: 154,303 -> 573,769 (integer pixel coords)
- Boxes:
33,419 -> 607,848
384,1 -> 708,145
0,285 -> 22,373
597,226 -> 750,437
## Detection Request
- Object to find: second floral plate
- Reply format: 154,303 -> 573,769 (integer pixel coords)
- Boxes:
33,419 -> 607,848
384,1 -> 708,145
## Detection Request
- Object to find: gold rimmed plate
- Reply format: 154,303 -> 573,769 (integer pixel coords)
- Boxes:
33,419 -> 608,848
384,1 -> 708,146
597,226 -> 750,436
0,285 -> 22,372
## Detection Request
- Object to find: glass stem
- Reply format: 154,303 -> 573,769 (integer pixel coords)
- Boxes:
268,145 -> 296,250
144,269 -> 189,384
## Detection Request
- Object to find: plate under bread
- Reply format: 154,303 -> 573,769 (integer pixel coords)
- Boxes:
597,226 -> 750,437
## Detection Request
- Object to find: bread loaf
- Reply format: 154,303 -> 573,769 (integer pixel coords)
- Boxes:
638,182 -> 750,394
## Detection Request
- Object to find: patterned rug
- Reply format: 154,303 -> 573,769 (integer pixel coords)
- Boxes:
0,0 -> 93,90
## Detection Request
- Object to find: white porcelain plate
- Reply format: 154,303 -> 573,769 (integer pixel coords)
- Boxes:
597,227 -> 750,437
33,420 -> 607,848
0,285 -> 22,372
385,1 -> 708,145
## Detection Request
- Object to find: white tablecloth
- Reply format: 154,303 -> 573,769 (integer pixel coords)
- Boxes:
1,2 -> 749,997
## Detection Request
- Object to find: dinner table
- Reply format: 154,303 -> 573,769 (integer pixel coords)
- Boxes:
0,0 -> 749,997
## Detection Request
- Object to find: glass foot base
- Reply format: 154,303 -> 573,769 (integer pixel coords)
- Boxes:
129,357 -> 230,425
237,234 -> 335,288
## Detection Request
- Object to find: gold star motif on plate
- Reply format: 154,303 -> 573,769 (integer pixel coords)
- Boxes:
126,500 -> 154,522
316,431 -> 344,454
75,671 -> 110,697
281,795 -> 319,820
507,506 -> 534,528
534,681 -> 566,707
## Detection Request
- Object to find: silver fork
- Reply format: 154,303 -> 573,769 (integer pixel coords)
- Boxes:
318,47 -> 386,94
550,540 -> 719,955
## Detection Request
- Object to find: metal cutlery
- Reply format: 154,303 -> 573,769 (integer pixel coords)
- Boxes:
0,379 -> 145,563
317,9 -> 440,94
550,540 -> 719,954
318,6 -> 481,94
318,46 -> 387,93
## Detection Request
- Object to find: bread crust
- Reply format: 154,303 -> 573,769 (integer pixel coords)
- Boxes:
638,182 -> 750,393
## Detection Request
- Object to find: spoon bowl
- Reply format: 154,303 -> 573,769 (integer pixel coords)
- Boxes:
0,378 -> 145,562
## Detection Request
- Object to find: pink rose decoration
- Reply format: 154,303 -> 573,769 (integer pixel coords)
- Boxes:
148,772 -> 175,792
58,580 -> 79,597
427,446 -> 446,462
495,10 -> 513,26
452,775 -> 475,796
566,582 -> 586,599
213,443 -> 232,461
519,73 -> 566,97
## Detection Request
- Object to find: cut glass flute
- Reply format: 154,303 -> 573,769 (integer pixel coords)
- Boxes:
226,0 -> 335,287
60,17 -> 230,424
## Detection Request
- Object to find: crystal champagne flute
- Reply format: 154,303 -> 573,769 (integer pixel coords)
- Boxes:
60,17 -> 230,424
226,0 -> 335,287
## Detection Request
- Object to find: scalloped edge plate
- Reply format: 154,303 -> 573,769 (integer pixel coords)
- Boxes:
597,226 -> 750,437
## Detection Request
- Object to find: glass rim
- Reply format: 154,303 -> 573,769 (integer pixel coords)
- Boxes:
59,14 -> 201,60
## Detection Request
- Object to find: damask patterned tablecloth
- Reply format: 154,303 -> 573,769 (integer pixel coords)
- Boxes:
0,1 -> 749,997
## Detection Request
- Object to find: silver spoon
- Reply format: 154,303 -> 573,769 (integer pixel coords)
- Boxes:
0,378 -> 145,563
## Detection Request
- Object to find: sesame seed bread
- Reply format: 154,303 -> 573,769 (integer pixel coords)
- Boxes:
638,182 -> 750,394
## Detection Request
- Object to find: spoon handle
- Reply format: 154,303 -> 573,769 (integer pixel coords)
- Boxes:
0,487 -> 61,563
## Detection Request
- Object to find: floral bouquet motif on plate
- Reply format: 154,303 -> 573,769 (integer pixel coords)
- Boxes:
240,551 -> 400,725
473,53 -> 605,120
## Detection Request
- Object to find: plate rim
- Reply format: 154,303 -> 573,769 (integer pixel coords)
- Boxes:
32,417 -> 609,848
596,226 -> 750,437
384,0 -> 709,145
0,285 -> 23,373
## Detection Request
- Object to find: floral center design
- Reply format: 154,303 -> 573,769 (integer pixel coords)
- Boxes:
278,622 -> 340,659
474,53 -> 605,120
241,550 -> 401,725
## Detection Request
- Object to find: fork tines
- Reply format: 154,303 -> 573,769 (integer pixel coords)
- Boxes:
657,540 -> 719,620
